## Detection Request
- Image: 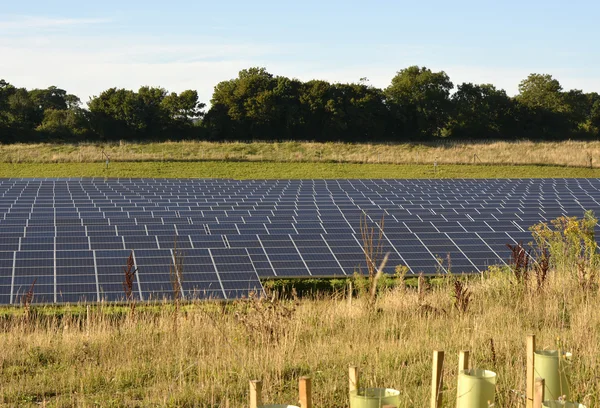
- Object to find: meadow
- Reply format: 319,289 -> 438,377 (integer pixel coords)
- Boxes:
2,139 -> 600,179
0,139 -> 600,168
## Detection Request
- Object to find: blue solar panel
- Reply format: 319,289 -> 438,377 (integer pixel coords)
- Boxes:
1,178 -> 600,303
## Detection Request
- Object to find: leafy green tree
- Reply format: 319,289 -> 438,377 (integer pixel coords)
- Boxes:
137,86 -> 169,135
586,93 -> 600,135
449,83 -> 514,139
88,88 -> 141,139
88,86 -> 204,140
516,74 -> 564,112
298,80 -> 336,141
385,66 -> 453,138
162,90 -> 205,124
36,108 -> 90,140
329,83 -> 389,141
7,88 -> 38,130
515,74 -> 580,138
0,80 -> 16,128
29,86 -> 80,111
206,67 -> 300,140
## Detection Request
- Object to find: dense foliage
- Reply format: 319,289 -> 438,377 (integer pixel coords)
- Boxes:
1,67 -> 599,143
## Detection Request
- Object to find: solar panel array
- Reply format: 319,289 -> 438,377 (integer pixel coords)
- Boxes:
0,178 -> 598,304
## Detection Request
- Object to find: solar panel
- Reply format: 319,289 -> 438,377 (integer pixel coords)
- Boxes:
1,178 -> 599,303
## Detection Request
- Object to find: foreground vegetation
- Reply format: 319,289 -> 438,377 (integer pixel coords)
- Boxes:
1,215 -> 599,407
0,271 -> 598,406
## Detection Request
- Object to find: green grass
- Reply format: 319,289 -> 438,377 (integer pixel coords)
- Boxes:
1,161 -> 600,178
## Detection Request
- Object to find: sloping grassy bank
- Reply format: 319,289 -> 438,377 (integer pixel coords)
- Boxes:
2,140 -> 600,168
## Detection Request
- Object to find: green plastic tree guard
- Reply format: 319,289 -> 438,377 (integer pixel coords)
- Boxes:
349,388 -> 401,408
534,350 -> 572,400
456,369 -> 496,408
260,405 -> 300,408
542,402 -> 586,408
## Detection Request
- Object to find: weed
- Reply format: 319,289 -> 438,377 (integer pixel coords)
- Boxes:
369,254 -> 390,307
394,265 -> 409,288
530,210 -> 600,291
359,212 -> 391,307
233,293 -> 296,344
533,246 -> 551,291
21,278 -> 37,323
360,213 -> 385,282
122,251 -> 138,314
170,238 -> 185,335
452,278 -> 472,315
506,242 -> 531,283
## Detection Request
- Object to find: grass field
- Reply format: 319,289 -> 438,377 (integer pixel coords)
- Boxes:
1,140 -> 600,168
0,272 -> 598,407
1,161 -> 600,179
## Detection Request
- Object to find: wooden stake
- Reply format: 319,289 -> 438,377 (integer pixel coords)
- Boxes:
458,350 -> 469,372
533,377 -> 545,408
431,350 -> 444,408
299,376 -> 312,408
457,350 -> 470,407
349,366 -> 359,393
249,380 -> 262,408
526,334 -> 536,408
86,305 -> 90,336
347,281 -> 353,306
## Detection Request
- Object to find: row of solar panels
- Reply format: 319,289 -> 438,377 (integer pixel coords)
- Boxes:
0,202 -> 593,209
1,178 -> 599,185
0,229 -> 532,304
0,247 -> 263,304
0,218 -> 593,235
1,178 -> 599,304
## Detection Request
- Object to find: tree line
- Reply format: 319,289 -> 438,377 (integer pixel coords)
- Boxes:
1,67 -> 600,143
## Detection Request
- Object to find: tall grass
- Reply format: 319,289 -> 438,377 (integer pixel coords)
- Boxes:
2,139 -> 600,168
0,275 -> 598,406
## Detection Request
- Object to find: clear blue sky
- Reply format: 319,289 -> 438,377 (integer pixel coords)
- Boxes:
1,0 -> 599,104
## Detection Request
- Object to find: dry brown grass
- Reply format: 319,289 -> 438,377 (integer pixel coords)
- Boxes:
2,140 -> 600,168
0,271 -> 598,407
